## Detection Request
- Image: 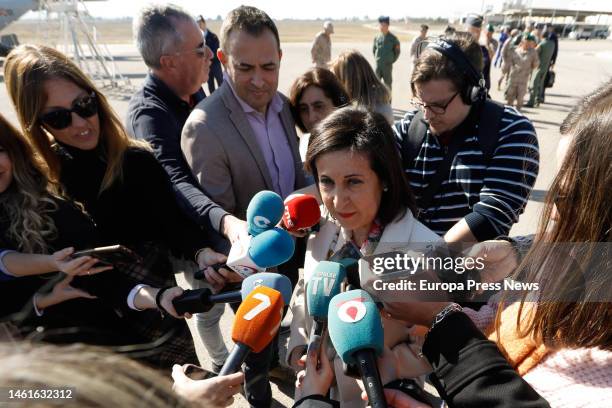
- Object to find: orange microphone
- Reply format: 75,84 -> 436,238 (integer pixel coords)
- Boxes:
217,285 -> 284,376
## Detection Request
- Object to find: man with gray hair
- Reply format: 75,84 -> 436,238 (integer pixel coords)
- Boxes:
311,20 -> 334,67
126,4 -> 247,379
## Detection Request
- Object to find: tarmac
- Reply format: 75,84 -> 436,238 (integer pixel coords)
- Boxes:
1,38 -> 611,407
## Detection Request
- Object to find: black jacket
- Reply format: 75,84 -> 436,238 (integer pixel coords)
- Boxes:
126,74 -> 229,246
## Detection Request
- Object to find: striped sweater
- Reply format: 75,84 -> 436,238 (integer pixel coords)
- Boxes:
393,105 -> 539,240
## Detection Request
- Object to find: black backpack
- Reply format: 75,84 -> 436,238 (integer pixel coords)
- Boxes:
400,100 -> 505,212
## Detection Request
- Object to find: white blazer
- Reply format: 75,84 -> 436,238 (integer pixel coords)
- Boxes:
288,209 -> 440,407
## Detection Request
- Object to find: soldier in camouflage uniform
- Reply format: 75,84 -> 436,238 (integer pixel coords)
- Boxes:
526,33 -> 556,107
505,33 -> 539,110
311,21 -> 334,68
372,16 -> 400,90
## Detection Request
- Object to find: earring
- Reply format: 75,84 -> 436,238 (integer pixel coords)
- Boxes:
383,186 -> 389,192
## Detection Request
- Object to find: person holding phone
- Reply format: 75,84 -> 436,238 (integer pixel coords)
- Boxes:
3,45 -> 228,367
0,113 -> 187,350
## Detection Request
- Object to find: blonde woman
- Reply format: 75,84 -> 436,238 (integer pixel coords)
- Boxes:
0,342 -> 244,407
4,45 -> 227,367
330,50 -> 393,124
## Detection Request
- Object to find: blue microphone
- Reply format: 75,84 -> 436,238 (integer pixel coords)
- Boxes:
173,272 -> 293,315
306,261 -> 346,354
328,289 -> 387,408
196,227 -> 295,280
247,190 -> 284,236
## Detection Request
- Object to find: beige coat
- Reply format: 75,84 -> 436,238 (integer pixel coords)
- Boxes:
288,209 -> 440,407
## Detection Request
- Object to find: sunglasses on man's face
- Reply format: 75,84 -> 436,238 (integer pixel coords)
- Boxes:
39,92 -> 98,130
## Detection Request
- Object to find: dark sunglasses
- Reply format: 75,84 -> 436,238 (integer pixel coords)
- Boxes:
39,92 -> 98,130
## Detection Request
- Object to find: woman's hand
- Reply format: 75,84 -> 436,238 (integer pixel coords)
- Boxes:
196,248 -> 242,293
288,345 -> 307,372
35,275 -> 96,310
51,247 -> 113,276
464,240 -> 518,285
171,364 -> 243,407
295,336 -> 334,398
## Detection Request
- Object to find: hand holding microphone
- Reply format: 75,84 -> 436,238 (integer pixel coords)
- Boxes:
328,289 -> 387,408
172,272 -> 292,316
282,193 -> 321,237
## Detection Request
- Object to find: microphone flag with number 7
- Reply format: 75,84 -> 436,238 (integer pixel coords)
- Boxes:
218,285 -> 284,376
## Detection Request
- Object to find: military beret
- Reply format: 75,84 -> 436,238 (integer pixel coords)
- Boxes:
466,14 -> 483,28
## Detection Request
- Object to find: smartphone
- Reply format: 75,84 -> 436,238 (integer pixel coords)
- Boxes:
183,364 -> 216,380
72,245 -> 143,266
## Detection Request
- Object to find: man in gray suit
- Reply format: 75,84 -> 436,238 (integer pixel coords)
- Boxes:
181,6 -> 309,407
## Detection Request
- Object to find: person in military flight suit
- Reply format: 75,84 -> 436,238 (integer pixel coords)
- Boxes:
373,16 -> 401,90
526,29 -> 556,107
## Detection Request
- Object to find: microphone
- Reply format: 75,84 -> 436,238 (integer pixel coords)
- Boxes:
247,190 -> 284,236
195,227 -> 295,280
225,227 -> 295,278
328,289 -> 387,408
305,261 -> 346,354
172,272 -> 293,315
218,285 -> 284,376
282,194 -> 321,232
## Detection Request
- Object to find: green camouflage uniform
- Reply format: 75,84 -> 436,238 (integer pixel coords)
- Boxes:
528,38 -> 555,106
373,32 -> 400,89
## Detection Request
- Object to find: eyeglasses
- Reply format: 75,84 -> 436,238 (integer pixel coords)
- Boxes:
174,43 -> 212,59
410,91 -> 459,115
39,92 -> 98,130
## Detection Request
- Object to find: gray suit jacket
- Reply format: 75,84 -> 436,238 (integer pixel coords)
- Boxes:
181,81 -> 309,228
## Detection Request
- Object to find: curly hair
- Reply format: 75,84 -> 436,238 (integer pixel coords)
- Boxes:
0,114 -> 58,253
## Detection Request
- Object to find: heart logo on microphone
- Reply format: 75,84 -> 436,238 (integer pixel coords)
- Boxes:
337,298 -> 367,323
346,306 -> 358,320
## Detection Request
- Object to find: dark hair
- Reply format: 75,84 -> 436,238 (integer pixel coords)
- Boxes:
289,68 -> 349,133
305,107 -> 417,226
420,24 -> 429,31
410,31 -> 483,104
220,5 -> 280,53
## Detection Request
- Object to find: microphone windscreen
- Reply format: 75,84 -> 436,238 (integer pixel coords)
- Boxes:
327,289 -> 384,365
249,228 -> 295,268
306,261 -> 346,319
247,191 -> 284,236
282,194 -> 321,231
232,286 -> 284,353
241,272 -> 293,304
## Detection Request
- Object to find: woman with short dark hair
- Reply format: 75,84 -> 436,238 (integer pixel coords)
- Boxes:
289,68 -> 349,160
288,106 -> 440,406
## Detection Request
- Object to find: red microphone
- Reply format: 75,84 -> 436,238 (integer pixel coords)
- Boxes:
282,194 -> 321,232
217,286 -> 284,376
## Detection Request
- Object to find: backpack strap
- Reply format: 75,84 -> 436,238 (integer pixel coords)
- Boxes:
402,101 -> 505,214
477,100 -> 505,165
400,110 -> 428,171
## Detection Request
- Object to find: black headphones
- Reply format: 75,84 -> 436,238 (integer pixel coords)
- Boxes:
423,38 -> 487,104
